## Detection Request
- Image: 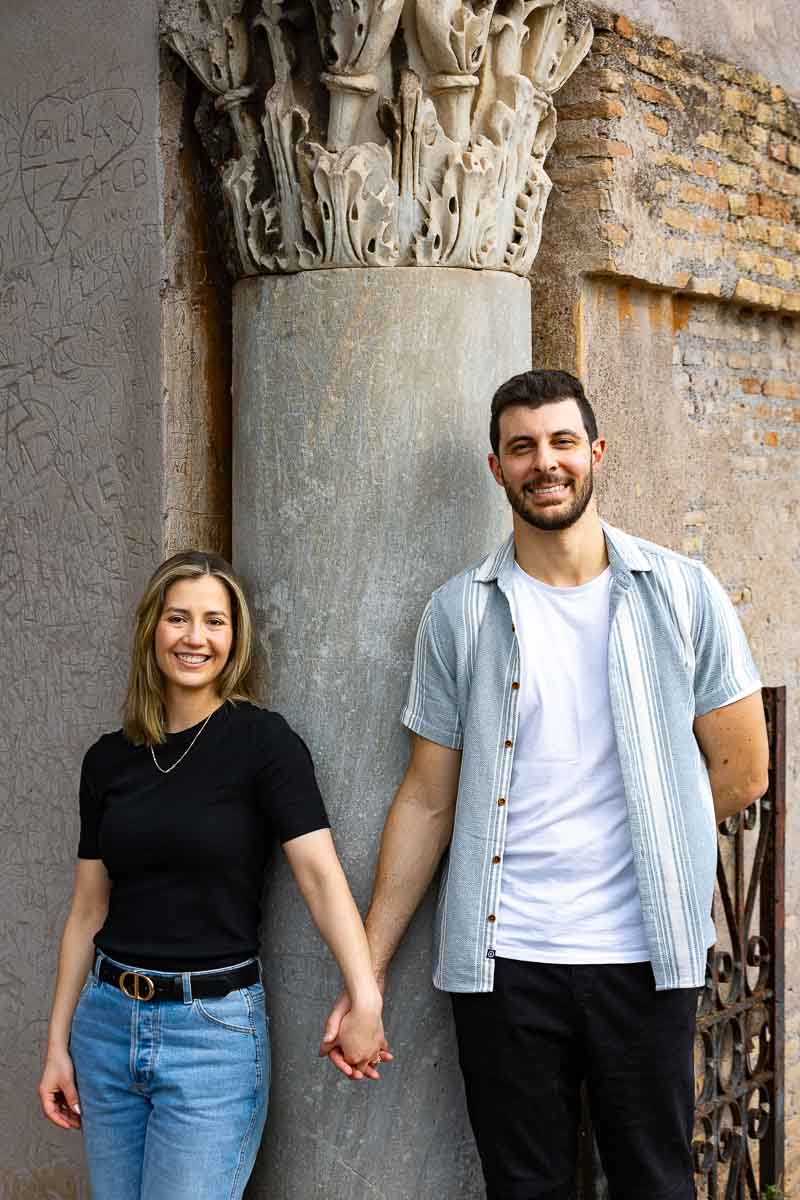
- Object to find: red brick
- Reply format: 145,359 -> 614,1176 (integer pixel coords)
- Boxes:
661,208 -> 696,232
697,132 -> 722,151
762,432 -> 779,447
723,88 -> 758,116
678,183 -> 728,213
644,114 -> 669,136
556,137 -> 632,158
697,216 -> 722,236
742,378 -> 762,394
549,161 -> 614,185
758,194 -> 793,221
693,160 -> 718,180
587,69 -> 626,93
763,378 -> 800,399
558,98 -> 625,122
722,133 -> 759,166
633,80 -> 684,110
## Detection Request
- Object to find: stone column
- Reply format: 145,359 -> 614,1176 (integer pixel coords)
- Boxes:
160,1 -> 592,1195
234,266 -> 529,1198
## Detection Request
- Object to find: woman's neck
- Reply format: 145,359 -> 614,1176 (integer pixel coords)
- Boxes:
164,688 -> 224,734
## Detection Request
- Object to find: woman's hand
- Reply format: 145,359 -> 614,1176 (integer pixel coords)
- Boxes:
336,998 -> 389,1078
39,1048 -> 82,1130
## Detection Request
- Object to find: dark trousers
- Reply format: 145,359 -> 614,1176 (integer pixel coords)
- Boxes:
451,959 -> 698,1200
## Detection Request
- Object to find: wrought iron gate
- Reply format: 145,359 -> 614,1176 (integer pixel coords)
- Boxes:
577,686 -> 786,1199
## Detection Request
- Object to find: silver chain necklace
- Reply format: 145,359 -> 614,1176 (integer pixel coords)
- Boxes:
150,708 -> 217,775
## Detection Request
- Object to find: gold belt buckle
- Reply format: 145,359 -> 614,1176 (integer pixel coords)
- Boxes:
119,971 -> 156,1002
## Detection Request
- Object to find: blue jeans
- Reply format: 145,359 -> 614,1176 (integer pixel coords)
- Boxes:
70,952 -> 269,1199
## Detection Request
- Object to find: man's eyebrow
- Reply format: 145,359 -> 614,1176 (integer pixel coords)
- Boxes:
505,428 -> 582,444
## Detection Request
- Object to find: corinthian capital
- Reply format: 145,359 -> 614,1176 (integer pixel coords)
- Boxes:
162,0 -> 592,277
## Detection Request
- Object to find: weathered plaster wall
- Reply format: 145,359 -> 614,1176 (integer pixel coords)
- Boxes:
604,0 -> 799,98
532,9 -> 800,1192
0,1 -> 162,1194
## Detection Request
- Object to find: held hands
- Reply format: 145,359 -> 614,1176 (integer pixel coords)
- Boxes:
39,1048 -> 82,1130
320,986 -> 393,1081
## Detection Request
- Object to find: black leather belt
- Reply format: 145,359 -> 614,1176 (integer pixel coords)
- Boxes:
97,957 -> 260,1002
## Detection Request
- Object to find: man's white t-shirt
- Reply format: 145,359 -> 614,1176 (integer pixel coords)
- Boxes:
495,562 -> 650,964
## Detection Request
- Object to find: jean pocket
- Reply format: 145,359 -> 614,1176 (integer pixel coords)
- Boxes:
77,971 -> 97,1000
194,989 -> 257,1034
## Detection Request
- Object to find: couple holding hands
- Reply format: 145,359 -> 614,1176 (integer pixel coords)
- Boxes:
39,371 -> 768,1200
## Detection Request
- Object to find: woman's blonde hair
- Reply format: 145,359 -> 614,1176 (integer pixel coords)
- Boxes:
122,550 -> 258,746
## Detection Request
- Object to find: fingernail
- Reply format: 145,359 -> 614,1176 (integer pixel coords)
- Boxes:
72,1103 -> 81,1115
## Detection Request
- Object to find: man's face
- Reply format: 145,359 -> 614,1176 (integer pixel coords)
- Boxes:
488,399 -> 605,532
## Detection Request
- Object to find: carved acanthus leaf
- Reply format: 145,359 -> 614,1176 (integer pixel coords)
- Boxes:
300,143 -> 399,268
522,0 -> 593,93
163,0 -> 593,276
415,148 -> 497,267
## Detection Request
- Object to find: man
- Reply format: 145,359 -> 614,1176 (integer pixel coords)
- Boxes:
322,370 -> 768,1199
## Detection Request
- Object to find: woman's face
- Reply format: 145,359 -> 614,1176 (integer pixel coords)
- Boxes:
154,575 -> 234,699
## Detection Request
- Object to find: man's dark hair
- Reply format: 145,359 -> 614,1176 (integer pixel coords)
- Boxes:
489,370 -> 598,454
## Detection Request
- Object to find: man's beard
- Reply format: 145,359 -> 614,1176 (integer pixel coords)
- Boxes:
503,467 -> 594,532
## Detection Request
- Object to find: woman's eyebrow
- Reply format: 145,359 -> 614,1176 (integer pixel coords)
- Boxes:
163,606 -> 229,617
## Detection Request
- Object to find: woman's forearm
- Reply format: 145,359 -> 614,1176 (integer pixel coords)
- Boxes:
301,863 -> 381,1007
47,913 -> 104,1052
284,831 -> 381,1009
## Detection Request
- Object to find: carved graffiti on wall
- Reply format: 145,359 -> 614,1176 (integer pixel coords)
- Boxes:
161,0 -> 592,277
0,57 -> 160,774
0,53 -> 163,1180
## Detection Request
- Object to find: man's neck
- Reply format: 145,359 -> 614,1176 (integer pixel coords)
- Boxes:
512,506 -> 608,588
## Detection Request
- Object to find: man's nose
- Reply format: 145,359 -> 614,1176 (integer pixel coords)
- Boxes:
530,444 -> 558,471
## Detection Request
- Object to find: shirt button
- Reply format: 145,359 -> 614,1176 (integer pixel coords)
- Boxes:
497,797 -> 506,806
492,855 -> 501,864
487,913 -> 496,923
511,622 -> 516,632
504,739 -> 513,749
511,681 -> 520,690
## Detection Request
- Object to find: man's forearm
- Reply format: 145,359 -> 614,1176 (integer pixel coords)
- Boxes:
710,765 -> 768,824
365,776 -> 454,979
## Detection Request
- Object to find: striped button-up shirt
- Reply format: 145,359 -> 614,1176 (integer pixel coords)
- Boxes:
401,522 -> 761,993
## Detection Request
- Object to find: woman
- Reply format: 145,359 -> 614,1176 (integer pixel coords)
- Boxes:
38,550 -> 388,1199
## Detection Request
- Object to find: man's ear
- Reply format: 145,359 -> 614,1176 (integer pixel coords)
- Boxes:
488,452 -> 504,488
591,438 -> 607,469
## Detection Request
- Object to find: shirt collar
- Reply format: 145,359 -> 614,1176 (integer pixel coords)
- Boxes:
474,520 -> 652,589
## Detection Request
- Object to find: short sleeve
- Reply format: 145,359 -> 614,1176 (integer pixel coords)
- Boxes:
77,746 -> 103,859
400,595 -> 463,749
693,565 -> 762,717
255,715 -> 330,845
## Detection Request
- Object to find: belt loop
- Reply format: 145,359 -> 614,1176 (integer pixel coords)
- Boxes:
257,958 -> 263,984
182,971 -> 192,1005
92,951 -> 102,982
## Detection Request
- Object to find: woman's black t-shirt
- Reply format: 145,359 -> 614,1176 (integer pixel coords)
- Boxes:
78,701 -> 329,970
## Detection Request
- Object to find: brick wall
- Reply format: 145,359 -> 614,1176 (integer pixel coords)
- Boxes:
543,8 -> 800,316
